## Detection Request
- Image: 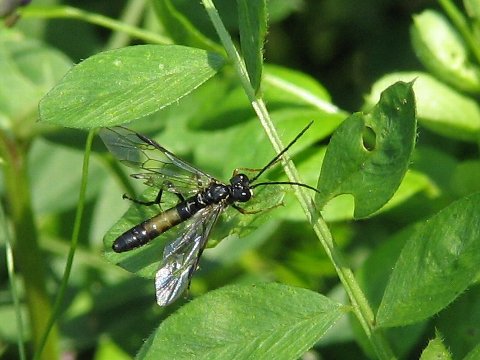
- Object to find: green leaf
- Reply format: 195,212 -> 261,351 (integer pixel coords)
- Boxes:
377,170 -> 436,213
39,45 -> 224,129
465,0 -> 480,19
29,136 -> 105,214
464,343 -> 480,360
419,333 -> 452,360
411,10 -> 480,93
356,227 -> 427,358
434,285 -> 480,359
263,64 -> 341,114
267,0 -> 303,22
222,109 -> 343,173
94,336 -> 131,360
237,0 -> 267,92
0,28 -> 72,131
315,81 -> 417,218
366,72 -> 480,142
376,193 -> 480,327
451,160 -> 480,197
137,283 -> 345,360
151,0 -> 223,53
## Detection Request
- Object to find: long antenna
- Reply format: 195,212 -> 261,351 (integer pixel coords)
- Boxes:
251,181 -> 321,194
250,121 -> 314,183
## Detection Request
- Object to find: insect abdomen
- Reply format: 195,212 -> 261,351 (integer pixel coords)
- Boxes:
112,208 -> 183,252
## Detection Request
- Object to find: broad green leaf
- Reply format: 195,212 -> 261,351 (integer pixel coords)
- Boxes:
151,0 -> 223,53
356,227 -> 427,358
39,45 -> 224,128
321,169 -> 435,221
377,193 -> 480,327
464,343 -> 480,360
237,0 -> 267,92
451,160 -> 480,197
137,283 -> 345,360
412,146 -> 458,195
187,85 -> 253,130
0,28 -> 72,131
366,72 -> 480,142
377,170 -> 436,213
419,334 -> 452,360
434,285 -> 480,359
222,109 -> 343,174
267,0 -> 303,21
316,81 -> 417,218
263,64 -> 342,114
465,0 -> 480,19
94,336 -> 131,360
411,10 -> 480,93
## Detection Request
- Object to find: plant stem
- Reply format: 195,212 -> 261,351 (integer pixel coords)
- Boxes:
105,0 -> 147,49
201,1 -> 395,358
0,134 -> 58,360
19,5 -> 172,45
3,204 -> 26,360
33,129 -> 95,360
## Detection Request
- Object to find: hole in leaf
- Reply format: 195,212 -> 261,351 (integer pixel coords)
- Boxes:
362,125 -> 376,151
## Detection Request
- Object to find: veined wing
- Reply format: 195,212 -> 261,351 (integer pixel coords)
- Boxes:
155,203 -> 224,306
99,126 -> 216,195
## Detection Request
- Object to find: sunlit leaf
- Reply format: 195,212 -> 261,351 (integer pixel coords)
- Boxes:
316,81 -> 417,218
366,72 -> 480,142
411,10 -> 480,93
137,283 -> 345,360
377,193 -> 480,327
39,45 -> 224,128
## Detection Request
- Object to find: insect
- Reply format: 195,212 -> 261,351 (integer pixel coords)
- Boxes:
100,122 -> 320,306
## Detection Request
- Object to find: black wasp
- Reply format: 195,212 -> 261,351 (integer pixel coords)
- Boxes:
100,122 -> 319,306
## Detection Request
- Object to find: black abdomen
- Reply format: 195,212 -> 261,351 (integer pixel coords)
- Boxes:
112,207 -> 183,252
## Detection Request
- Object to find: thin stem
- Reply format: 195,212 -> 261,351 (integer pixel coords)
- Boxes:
105,0 -> 147,49
33,130 -> 95,360
3,204 -> 26,360
0,134 -> 58,360
201,1 -> 395,359
19,5 -> 172,45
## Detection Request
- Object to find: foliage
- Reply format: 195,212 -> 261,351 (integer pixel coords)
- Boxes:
1,0 -> 480,359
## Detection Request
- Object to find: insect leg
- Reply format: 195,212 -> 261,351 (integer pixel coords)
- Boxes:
232,202 -> 284,215
233,167 -> 262,176
123,188 -> 164,206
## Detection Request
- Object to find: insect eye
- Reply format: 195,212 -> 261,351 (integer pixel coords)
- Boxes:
232,188 -> 251,202
230,173 -> 250,186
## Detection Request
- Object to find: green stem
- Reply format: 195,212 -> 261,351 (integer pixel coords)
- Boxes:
18,5 -> 172,45
201,1 -> 395,359
33,129 -> 95,360
0,134 -> 58,360
3,204 -> 26,360
437,0 -> 480,64
105,0 -> 147,50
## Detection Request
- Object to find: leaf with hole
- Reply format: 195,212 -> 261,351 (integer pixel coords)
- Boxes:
315,81 -> 417,218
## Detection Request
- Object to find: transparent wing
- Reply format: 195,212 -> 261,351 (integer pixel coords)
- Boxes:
99,126 -> 216,195
155,204 -> 224,306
